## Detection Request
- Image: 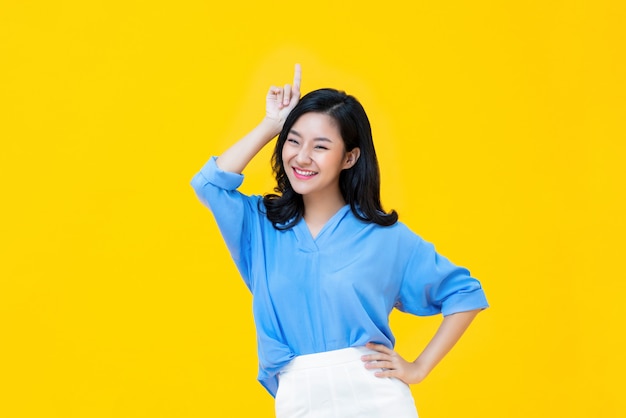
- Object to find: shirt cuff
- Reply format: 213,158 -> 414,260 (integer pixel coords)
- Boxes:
441,288 -> 489,316
195,156 -> 245,191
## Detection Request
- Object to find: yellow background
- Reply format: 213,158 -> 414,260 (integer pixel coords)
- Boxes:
1,1 -> 624,416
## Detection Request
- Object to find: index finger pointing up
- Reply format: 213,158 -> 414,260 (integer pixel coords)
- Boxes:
293,63 -> 302,91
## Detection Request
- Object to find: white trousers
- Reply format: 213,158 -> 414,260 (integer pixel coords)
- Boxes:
275,347 -> 419,418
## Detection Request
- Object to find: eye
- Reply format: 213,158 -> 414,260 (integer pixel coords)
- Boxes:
286,138 -> 299,145
314,145 -> 329,150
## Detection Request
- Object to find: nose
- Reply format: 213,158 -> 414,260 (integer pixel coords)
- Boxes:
295,146 -> 312,166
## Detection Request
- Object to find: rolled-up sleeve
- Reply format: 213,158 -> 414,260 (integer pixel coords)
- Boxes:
396,237 -> 489,316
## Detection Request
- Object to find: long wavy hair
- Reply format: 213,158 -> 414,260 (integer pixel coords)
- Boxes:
262,88 -> 398,229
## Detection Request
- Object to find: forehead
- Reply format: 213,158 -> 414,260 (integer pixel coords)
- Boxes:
291,112 -> 340,138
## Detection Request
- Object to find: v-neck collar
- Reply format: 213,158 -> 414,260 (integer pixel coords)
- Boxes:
293,204 -> 351,251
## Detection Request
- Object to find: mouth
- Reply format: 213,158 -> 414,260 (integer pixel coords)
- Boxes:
292,167 -> 318,180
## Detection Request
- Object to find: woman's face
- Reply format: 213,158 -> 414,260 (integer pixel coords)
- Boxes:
282,112 -> 359,200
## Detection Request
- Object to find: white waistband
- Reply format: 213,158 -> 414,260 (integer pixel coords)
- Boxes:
281,346 -> 377,372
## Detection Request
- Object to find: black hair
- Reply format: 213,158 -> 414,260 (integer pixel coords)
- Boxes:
263,88 -> 398,229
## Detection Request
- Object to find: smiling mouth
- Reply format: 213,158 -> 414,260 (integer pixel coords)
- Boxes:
293,167 -> 318,179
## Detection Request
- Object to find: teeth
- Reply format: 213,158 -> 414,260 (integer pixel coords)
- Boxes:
295,168 -> 316,176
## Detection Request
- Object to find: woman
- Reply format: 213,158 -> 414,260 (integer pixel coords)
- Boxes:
191,64 -> 488,417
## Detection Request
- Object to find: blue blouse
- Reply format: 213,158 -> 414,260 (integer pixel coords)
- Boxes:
191,157 -> 488,396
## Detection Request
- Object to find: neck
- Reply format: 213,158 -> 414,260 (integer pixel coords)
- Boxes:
302,190 -> 347,234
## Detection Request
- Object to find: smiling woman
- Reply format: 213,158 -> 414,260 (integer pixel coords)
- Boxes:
282,112 -> 356,229
190,64 -> 488,417
265,87 -> 396,234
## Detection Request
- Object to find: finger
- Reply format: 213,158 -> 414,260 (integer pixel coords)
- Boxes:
275,88 -> 284,108
363,360 -> 394,370
267,86 -> 279,99
374,369 -> 397,378
293,63 -> 302,92
365,342 -> 393,354
361,352 -> 387,362
283,84 -> 292,106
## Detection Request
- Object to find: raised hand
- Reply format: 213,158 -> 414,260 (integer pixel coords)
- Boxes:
214,64 -> 303,174
265,63 -> 302,130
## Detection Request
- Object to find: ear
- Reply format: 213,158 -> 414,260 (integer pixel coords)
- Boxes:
343,147 -> 361,169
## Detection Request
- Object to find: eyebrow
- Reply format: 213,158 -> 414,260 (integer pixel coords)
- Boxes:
289,129 -> 333,143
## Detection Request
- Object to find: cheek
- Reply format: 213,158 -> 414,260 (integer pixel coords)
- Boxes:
281,144 -> 295,163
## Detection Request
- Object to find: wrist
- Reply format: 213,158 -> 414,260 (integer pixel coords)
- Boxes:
260,116 -> 283,138
410,358 -> 432,384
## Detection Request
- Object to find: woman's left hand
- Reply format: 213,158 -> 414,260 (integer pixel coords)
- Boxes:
361,342 -> 428,385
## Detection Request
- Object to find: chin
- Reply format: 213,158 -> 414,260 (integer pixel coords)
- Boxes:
290,185 -> 309,196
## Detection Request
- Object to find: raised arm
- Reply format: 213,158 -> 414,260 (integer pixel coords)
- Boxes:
216,64 -> 302,174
